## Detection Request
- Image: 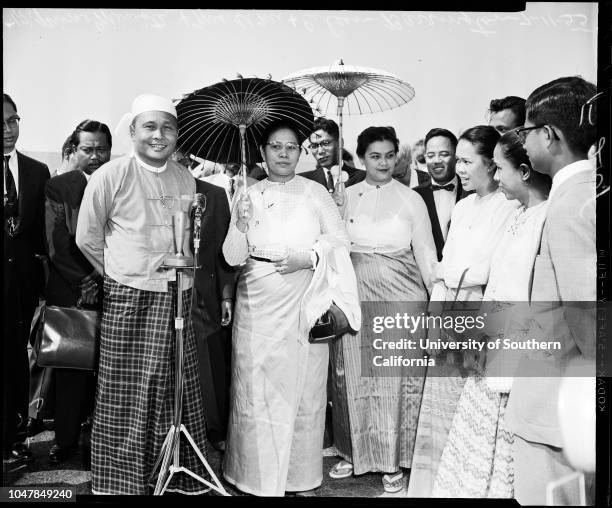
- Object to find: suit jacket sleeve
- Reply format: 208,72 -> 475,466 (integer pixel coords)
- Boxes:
545,191 -> 596,358
213,186 -> 236,300
45,178 -> 93,287
35,164 -> 51,257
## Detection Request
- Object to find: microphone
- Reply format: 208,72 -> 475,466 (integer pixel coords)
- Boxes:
192,193 -> 206,266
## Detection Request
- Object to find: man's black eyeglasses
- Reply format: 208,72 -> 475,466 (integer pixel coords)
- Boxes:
514,125 -> 560,144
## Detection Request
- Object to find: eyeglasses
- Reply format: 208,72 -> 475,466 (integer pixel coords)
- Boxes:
515,124 -> 560,144
308,139 -> 334,151
3,116 -> 20,129
266,141 -> 301,153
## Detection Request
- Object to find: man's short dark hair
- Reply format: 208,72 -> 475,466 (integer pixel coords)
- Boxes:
61,136 -> 72,161
3,93 -> 17,112
489,96 -> 526,126
424,128 -> 458,151
526,76 -> 597,155
68,119 -> 113,150
312,117 -> 339,140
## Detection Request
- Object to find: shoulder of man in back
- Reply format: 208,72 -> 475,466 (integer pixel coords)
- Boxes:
17,151 -> 50,177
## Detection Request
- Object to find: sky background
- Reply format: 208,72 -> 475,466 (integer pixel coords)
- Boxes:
3,4 -> 598,172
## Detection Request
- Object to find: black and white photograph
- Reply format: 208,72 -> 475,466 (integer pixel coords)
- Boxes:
2,4 -> 610,504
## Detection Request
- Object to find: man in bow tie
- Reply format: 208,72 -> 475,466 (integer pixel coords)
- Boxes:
412,128 -> 465,260
3,93 -> 50,466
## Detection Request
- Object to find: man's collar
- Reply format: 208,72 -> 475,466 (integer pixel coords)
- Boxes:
431,174 -> 458,187
133,153 -> 168,173
549,159 -> 594,201
4,148 -> 17,159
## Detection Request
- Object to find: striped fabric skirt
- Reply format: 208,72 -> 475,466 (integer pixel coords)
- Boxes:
91,276 -> 209,495
405,366 -> 466,497
432,375 -> 514,498
330,249 -> 428,475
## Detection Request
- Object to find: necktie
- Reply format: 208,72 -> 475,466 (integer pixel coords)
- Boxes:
326,170 -> 335,193
432,183 -> 455,192
229,178 -> 236,199
4,155 -> 18,236
4,155 -> 17,208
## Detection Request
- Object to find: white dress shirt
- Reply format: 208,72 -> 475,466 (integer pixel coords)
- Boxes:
201,172 -> 234,205
4,148 -> 19,197
323,167 -> 337,190
344,179 -> 438,288
431,174 -> 458,240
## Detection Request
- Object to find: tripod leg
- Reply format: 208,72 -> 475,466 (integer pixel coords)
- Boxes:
181,424 -> 229,495
153,426 -> 179,495
149,426 -> 174,482
159,469 -> 177,496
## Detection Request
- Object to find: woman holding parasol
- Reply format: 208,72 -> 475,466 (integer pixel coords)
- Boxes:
221,119 -> 359,496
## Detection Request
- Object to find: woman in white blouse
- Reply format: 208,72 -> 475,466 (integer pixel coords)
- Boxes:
328,126 -> 437,493
408,125 -> 519,497
432,129 -> 551,498
221,119 -> 355,496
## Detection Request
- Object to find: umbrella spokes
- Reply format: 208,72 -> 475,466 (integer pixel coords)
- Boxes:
283,60 -> 415,204
214,92 -> 270,127
175,77 -> 315,172
313,72 -> 368,98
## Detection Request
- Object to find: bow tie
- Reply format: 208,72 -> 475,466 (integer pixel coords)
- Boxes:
432,183 -> 455,192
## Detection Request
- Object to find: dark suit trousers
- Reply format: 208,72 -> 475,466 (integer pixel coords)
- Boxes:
53,368 -> 95,448
3,276 -> 37,447
191,298 -> 230,441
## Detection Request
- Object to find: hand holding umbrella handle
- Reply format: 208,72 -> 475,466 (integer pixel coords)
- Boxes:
236,192 -> 252,233
331,168 -> 348,207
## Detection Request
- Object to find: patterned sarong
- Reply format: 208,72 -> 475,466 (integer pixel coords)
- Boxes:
432,375 -> 514,497
91,275 -> 209,495
330,249 -> 427,475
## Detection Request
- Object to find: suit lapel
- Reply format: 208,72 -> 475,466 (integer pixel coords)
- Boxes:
16,152 -> 33,230
315,167 -> 327,187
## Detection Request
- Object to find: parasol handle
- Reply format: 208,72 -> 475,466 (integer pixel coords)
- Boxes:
239,124 -> 248,195
337,97 -> 345,173
332,97 -> 346,207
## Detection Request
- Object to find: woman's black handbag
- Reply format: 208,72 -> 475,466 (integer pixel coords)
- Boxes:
309,303 -> 355,344
34,305 -> 100,371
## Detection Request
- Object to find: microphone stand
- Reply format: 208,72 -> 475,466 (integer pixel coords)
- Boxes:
149,195 -> 229,496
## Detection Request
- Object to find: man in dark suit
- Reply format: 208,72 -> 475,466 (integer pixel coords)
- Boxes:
300,117 -> 365,191
392,142 -> 431,188
3,93 -> 50,464
412,128 -> 465,261
192,178 -> 235,451
43,120 -> 112,464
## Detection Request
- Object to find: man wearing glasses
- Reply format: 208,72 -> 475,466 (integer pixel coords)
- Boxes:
3,93 -> 50,465
301,117 -> 365,192
505,76 -> 597,505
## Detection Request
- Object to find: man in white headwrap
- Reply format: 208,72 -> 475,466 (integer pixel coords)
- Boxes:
76,94 -> 210,495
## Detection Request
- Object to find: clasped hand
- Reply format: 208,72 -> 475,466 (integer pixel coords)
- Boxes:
274,249 -> 312,275
78,272 -> 100,306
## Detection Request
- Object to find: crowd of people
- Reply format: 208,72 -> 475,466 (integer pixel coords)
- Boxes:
2,74 -> 597,504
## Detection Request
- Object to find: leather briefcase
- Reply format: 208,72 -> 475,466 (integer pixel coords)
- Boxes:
35,305 -> 100,371
309,302 -> 355,344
